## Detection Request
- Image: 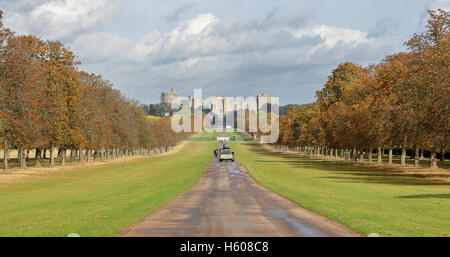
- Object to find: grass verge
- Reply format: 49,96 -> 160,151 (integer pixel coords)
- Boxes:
0,139 -> 215,236
230,141 -> 450,237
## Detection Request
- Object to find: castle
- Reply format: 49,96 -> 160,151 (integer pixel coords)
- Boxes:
160,89 -> 270,114
160,88 -> 179,106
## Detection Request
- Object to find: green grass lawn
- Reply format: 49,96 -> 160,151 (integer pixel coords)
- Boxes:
0,139 -> 215,237
230,141 -> 450,237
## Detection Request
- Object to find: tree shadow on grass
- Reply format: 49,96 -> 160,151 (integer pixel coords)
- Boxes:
397,194 -> 450,199
240,143 -> 450,186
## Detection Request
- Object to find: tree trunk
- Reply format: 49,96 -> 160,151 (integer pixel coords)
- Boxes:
87,149 -> 91,162
430,151 -> 438,169
100,148 -> 104,162
43,149 -> 47,159
23,148 -> 27,168
17,148 -> 21,166
19,147 -> 27,169
3,138 -> 8,172
50,146 -> 55,167
388,148 -> 393,164
400,147 -> 406,166
35,148 -> 41,167
414,148 -> 420,166
377,146 -> 382,163
440,150 -> 445,161
60,148 -> 65,166
70,149 -> 75,164
368,148 -> 373,162
79,147 -> 84,162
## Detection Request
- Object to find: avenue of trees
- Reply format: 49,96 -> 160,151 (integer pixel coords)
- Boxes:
0,11 -> 179,171
275,9 -> 449,168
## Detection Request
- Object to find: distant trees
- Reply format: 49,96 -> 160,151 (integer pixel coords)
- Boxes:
141,103 -> 173,117
275,9 -> 449,168
0,10 -> 180,171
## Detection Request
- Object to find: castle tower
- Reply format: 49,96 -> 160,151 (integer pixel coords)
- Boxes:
161,88 -> 179,105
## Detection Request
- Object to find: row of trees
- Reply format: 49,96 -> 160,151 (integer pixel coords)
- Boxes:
0,11 -> 180,171
141,103 -> 173,117
275,9 -> 449,168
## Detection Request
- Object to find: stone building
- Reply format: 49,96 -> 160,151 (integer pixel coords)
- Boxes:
160,88 -> 269,113
160,88 -> 179,105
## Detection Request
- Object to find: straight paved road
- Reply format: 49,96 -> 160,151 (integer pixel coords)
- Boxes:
119,144 -> 360,236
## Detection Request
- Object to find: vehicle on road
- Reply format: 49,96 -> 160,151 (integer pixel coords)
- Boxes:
218,147 -> 234,162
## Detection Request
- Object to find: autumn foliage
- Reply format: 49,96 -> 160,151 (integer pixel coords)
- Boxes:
275,9 -> 449,168
0,10 -> 180,170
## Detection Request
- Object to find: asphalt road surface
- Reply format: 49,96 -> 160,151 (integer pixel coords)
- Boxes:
119,140 -> 359,237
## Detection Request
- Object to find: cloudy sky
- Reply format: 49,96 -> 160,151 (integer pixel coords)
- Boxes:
1,0 -> 448,105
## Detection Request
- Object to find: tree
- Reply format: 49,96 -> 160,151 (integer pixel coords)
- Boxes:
0,35 -> 49,169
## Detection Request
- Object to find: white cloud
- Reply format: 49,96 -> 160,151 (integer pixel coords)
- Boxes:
291,25 -> 370,48
106,14 -> 387,68
67,12 -> 399,104
70,32 -> 135,63
5,0 -> 117,40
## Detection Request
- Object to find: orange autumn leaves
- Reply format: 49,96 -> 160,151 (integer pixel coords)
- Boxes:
276,9 -> 449,168
0,10 -> 180,170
